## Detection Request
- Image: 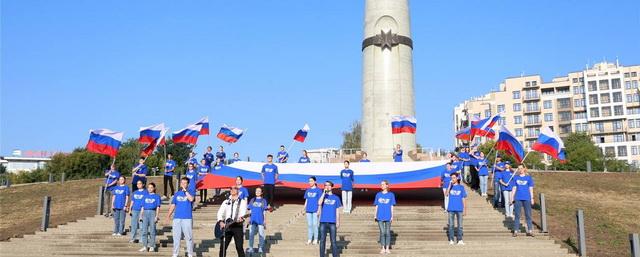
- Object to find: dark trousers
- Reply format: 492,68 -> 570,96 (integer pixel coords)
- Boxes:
319,222 -> 338,257
163,175 -> 174,197
263,184 -> 275,206
470,167 -> 479,190
200,189 -> 208,203
219,223 -> 245,257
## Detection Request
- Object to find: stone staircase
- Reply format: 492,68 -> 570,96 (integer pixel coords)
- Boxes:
0,186 -> 575,257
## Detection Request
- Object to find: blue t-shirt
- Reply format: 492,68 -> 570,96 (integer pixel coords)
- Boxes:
165,160 -> 176,176
393,150 -> 403,162
261,163 -> 278,185
298,156 -> 311,163
441,168 -> 454,189
459,152 -> 470,166
171,191 -> 193,219
512,175 -> 534,201
340,169 -> 355,191
493,162 -> 505,182
112,185 -> 130,209
142,193 -> 162,210
197,165 -> 210,180
132,164 -> 148,185
470,152 -> 482,166
216,151 -> 226,162
374,192 -> 396,221
304,187 -> 323,213
131,189 -> 147,211
477,159 -> 489,176
359,159 -> 371,162
188,157 -> 198,165
105,170 -> 120,191
184,169 -> 198,195
204,152 -> 215,166
447,184 -> 467,212
229,158 -> 241,164
212,163 -> 223,172
248,198 -> 268,225
500,171 -> 516,191
319,194 -> 342,223
238,186 -> 249,200
277,151 -> 289,163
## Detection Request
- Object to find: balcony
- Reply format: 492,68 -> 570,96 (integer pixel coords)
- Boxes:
590,127 -> 626,134
558,119 -> 572,125
557,104 -> 572,111
526,133 -> 539,139
524,107 -> 541,114
523,94 -> 540,101
524,120 -> 542,126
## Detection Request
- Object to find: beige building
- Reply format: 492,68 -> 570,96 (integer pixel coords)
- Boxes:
454,61 -> 640,166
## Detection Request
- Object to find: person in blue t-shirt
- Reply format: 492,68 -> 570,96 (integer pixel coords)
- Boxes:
103,164 -> 120,217
393,144 -> 403,162
441,163 -> 456,210
458,148 -> 471,183
510,165 -> 535,237
261,155 -> 279,208
204,146 -> 215,167
492,155 -> 505,208
475,152 -> 490,197
211,158 -> 224,196
128,180 -> 147,243
304,176 -> 322,245
163,153 -> 176,199
247,187 -> 268,254
111,176 -> 130,236
446,173 -> 467,245
360,152 -> 371,162
166,177 -> 195,257
374,180 -> 396,254
340,161 -> 355,214
277,145 -> 289,163
184,163 -> 198,200
229,152 -> 241,164
469,148 -> 483,190
500,162 -> 516,218
197,159 -> 210,203
131,158 -> 148,192
139,183 -> 161,252
318,181 -> 342,257
298,150 -> 311,163
186,152 -> 198,166
236,176 -> 250,201
216,145 -> 227,164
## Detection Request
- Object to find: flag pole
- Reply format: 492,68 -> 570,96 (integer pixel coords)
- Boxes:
288,140 -> 296,156
520,151 -> 531,166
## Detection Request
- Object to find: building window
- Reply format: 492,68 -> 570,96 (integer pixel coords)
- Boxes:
513,90 -> 521,99
525,102 -> 539,112
600,93 -> 610,104
574,112 -> 587,119
629,108 -> 640,115
613,92 -> 622,102
485,109 -> 491,118
613,134 -> 624,142
574,98 -> 586,107
612,78 -> 621,89
633,81 -> 639,89
632,146 -> 639,156
543,100 -> 552,109
500,117 -> 507,125
599,137 -> 606,144
532,81 -> 537,86
497,104 -> 505,113
544,113 -> 553,122
588,81 -> 597,91
626,81 -> 632,89
514,115 -> 522,124
625,72 -> 631,78
560,125 -> 571,134
590,108 -> 600,118
618,146 -> 628,157
558,98 -> 571,108
614,105 -> 624,116
573,85 -> 585,94
630,119 -> 637,129
599,80 -> 609,90
515,128 -> 523,137
601,107 -> 612,117
573,78 -> 579,83
605,147 -> 615,156
526,81 -> 531,87
632,72 -> 638,77
589,94 -> 599,104
513,103 -> 521,112
575,123 -> 588,132
613,120 -> 623,131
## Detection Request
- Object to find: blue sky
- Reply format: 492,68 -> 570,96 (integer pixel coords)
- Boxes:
2,0 -> 639,161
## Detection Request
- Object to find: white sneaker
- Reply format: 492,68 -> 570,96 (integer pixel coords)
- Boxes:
449,240 -> 455,245
306,240 -> 312,245
457,240 -> 465,245
112,233 -> 117,236
258,248 -> 264,253
148,247 -> 155,252
138,247 -> 147,252
312,240 -> 317,245
128,239 -> 135,243
246,248 -> 254,253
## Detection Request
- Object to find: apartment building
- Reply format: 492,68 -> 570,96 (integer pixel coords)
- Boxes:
453,61 -> 640,166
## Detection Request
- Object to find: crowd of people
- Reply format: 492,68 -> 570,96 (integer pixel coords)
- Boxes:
101,144 -> 534,257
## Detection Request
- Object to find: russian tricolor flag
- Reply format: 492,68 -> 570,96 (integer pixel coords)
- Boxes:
217,124 -> 244,143
293,124 -> 310,143
495,125 -> 525,162
141,128 -> 168,157
139,123 -> 165,144
195,117 -> 209,135
391,115 -> 417,134
86,129 -> 124,157
532,127 -> 566,162
471,113 -> 501,138
173,124 -> 202,145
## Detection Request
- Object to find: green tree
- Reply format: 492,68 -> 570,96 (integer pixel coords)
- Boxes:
0,164 -> 6,174
341,121 -> 361,149
552,133 -> 605,171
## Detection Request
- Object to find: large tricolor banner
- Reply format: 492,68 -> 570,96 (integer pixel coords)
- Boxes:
196,161 -> 446,190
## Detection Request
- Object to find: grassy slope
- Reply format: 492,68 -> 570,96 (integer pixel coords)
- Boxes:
530,172 -> 640,257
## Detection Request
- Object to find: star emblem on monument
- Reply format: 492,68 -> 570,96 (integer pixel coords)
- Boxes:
375,29 -> 400,50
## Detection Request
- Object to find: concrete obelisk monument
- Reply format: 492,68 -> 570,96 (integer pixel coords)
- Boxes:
361,0 -> 416,162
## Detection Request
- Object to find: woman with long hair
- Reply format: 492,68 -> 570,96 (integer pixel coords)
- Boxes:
374,180 -> 396,254
510,165 -> 535,237
139,182 -> 161,252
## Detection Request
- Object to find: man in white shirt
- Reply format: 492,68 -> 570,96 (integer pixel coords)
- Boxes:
216,186 -> 247,257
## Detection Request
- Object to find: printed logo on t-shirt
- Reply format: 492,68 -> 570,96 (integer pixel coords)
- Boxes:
252,201 -> 264,208
516,180 -> 528,186
324,198 -> 336,205
264,168 -> 274,173
450,190 -> 462,196
341,171 -> 350,177
176,196 -> 188,202
145,198 -> 156,204
114,189 -> 125,194
444,173 -> 451,177
377,198 -> 391,204
134,194 -> 144,200
186,173 -> 194,179
307,192 -> 317,198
